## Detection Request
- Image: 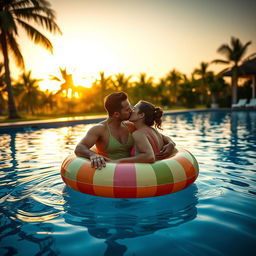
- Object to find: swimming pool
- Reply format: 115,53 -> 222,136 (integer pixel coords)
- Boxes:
0,110 -> 255,256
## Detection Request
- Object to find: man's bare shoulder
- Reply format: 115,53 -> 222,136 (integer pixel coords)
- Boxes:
88,122 -> 107,134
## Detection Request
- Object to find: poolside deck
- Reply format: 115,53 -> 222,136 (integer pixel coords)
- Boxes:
0,108 -> 228,130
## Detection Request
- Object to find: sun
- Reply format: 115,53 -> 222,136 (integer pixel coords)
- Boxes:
37,37 -> 121,92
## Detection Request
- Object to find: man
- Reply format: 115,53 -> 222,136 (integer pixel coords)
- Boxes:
75,92 -> 175,169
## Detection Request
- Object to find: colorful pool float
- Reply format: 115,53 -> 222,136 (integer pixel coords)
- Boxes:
61,148 -> 199,198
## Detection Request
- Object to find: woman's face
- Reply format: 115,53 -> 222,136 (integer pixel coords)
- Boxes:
129,103 -> 143,122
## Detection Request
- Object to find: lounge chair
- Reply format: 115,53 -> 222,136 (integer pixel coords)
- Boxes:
232,99 -> 247,108
245,98 -> 256,108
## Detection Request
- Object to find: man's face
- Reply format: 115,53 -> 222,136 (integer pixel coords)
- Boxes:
119,99 -> 133,120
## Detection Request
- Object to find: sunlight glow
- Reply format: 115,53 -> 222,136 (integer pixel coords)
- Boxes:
37,37 -> 120,92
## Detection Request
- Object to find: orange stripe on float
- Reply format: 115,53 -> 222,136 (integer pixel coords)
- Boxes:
173,156 -> 197,189
93,185 -> 114,198
155,184 -> 173,196
76,162 -> 96,195
174,156 -> 196,179
137,186 -> 157,198
171,180 -> 187,193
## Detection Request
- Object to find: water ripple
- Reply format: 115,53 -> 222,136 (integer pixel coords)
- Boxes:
0,111 -> 255,255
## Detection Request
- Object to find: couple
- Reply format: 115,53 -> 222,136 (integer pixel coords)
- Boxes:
75,92 -> 175,169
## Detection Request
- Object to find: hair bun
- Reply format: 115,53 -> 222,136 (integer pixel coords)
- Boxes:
154,107 -> 163,119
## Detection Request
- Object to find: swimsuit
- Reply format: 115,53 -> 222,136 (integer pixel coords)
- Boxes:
98,122 -> 134,160
131,127 -> 161,156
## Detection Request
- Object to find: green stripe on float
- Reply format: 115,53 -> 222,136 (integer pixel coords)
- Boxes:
135,163 -> 157,187
163,159 -> 186,183
65,157 -> 88,181
151,160 -> 173,185
93,163 -> 115,186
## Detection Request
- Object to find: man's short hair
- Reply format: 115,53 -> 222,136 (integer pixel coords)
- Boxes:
104,92 -> 128,116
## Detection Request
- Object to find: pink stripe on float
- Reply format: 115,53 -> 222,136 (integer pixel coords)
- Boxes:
114,163 -> 137,187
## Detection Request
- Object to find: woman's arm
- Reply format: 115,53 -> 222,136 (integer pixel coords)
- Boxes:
155,134 -> 176,160
113,130 -> 155,163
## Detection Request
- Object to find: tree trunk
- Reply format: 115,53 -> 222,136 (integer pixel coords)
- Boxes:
231,67 -> 238,104
0,32 -> 20,119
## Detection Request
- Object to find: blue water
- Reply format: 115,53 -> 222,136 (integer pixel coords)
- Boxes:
0,110 -> 255,256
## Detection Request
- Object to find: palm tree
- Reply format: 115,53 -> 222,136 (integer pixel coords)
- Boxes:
133,73 -> 154,102
212,37 -> 256,104
207,72 -> 228,106
166,69 -> 183,104
193,62 -> 211,104
96,71 -> 112,102
50,68 -> 75,98
14,71 -> 42,114
0,0 -> 62,119
0,63 -> 6,114
40,89 -> 57,113
112,73 -> 132,92
156,78 -> 169,106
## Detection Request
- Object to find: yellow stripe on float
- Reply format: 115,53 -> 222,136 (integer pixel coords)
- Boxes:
93,163 -> 115,187
135,163 -> 157,187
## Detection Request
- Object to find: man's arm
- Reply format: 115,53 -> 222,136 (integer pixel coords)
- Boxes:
74,125 -> 107,169
155,134 -> 176,160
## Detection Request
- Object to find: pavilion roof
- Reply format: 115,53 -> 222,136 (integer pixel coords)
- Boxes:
223,57 -> 256,77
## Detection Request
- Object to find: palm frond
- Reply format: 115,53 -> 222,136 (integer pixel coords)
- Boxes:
49,75 -> 61,82
0,10 -> 18,34
7,32 -> 24,68
211,59 -> 230,65
12,6 -> 54,18
14,11 -> 62,34
216,67 -> 231,77
242,52 -> 256,62
16,18 -> 53,53
7,0 -> 32,9
217,44 -> 232,58
239,41 -> 252,60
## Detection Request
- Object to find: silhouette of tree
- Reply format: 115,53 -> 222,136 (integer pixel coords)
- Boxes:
207,72 -> 228,105
13,71 -> 42,114
212,37 -> 256,104
193,62 -> 211,104
166,69 -> 183,104
111,73 -> 132,92
50,68 -> 75,98
0,0 -> 62,119
96,71 -> 112,102
0,63 -> 7,114
40,89 -> 57,113
132,73 -> 154,103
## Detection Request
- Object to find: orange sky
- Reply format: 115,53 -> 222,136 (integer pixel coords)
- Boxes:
7,0 -> 256,91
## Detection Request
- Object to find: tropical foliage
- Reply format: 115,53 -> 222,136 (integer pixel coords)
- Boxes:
212,37 -> 256,104
0,36 -> 255,118
0,0 -> 62,118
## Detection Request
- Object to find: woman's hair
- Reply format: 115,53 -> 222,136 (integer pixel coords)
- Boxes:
104,92 -> 128,116
137,100 -> 163,129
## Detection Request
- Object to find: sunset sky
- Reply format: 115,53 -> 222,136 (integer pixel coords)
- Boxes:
9,0 -> 256,91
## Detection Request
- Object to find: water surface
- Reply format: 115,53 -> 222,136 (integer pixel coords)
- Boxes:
0,110 -> 255,255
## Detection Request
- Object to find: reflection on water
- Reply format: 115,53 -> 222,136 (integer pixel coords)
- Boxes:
62,185 -> 198,256
0,110 -> 255,255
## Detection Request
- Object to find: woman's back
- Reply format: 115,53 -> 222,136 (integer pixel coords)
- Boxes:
139,127 -> 164,154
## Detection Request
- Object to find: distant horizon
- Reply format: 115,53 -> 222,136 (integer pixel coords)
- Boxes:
4,0 -> 256,91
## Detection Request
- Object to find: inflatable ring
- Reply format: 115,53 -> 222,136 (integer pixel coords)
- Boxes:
61,148 -> 199,198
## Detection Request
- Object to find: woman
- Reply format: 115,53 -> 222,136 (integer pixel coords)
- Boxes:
111,100 -> 175,163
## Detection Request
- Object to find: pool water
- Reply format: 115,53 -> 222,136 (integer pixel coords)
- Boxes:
0,110 -> 255,256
